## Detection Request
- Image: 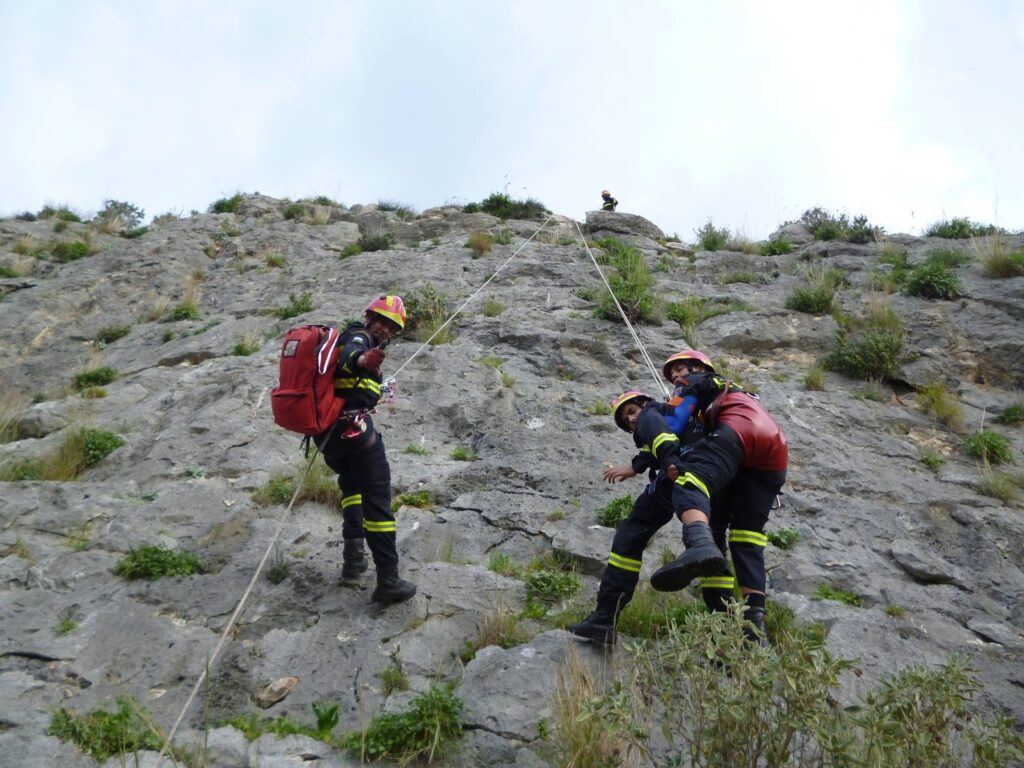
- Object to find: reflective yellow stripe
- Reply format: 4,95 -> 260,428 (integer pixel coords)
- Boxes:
651,432 -> 679,457
674,472 -> 710,498
698,576 -> 736,590
334,378 -> 382,395
608,552 -> 642,573
639,446 -> 652,454
729,529 -> 768,547
341,494 -> 362,508
363,520 -> 397,532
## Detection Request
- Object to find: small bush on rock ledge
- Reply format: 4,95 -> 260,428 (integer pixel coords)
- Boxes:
113,544 -> 206,580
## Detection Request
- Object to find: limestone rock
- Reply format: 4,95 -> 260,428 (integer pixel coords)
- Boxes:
254,676 -> 299,708
584,210 -> 665,240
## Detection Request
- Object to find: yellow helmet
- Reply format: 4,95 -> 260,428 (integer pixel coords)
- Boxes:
601,189 -> 611,197
662,350 -> 715,380
610,390 -> 652,431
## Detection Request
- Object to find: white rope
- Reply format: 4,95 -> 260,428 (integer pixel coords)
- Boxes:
158,216 -> 555,757
157,448 -> 321,760
391,215 -> 555,379
573,221 -> 670,399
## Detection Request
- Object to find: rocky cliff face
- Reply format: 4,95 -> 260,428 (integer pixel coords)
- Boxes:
1,196 -> 1022,766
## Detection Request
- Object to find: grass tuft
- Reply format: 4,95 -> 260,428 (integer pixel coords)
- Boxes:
964,430 -> 1014,465
595,495 -> 632,527
113,545 -> 206,580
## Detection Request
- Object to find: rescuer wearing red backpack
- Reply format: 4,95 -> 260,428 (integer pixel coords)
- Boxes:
316,296 -> 417,604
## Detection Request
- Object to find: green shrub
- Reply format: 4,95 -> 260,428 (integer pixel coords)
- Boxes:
980,241 -> 1024,278
482,297 -> 506,316
925,246 -> 971,268
232,336 -> 260,356
0,458 -> 44,481
39,205 -> 81,222
760,237 -> 792,256
358,229 -> 395,252
595,495 -> 632,526
339,242 -> 362,259
379,664 -> 410,696
113,545 -> 206,580
48,698 -> 164,762
995,404 -> 1022,425
403,443 -> 429,455
919,447 -> 945,472
903,261 -> 963,299
593,237 -> 662,324
719,271 -> 757,284
814,584 -> 862,607
392,490 -> 432,512
767,527 -> 800,549
219,701 -> 341,744
494,228 -> 513,245
210,194 -> 242,213
72,367 -> 118,391
283,203 -> 306,220
163,301 -> 200,322
804,366 -> 825,391
785,265 -> 844,314
404,284 -> 453,344
378,199 -> 416,220
275,292 -> 314,319
96,200 -> 145,230
584,608 -> 1024,768
121,226 -> 148,239
51,241 -> 92,262
480,356 -> 504,368
253,461 -> 341,508
81,386 -> 106,399
925,217 -> 1000,239
465,231 -> 493,256
584,401 -> 611,416
916,382 -> 964,431
975,469 -> 1023,504
470,192 -> 548,221
964,430 -> 1014,464
665,296 -> 747,337
264,251 -> 285,267
451,446 -> 478,461
801,207 -> 849,240
825,318 -> 904,381
613,585 -> 703,640
846,215 -> 881,244
94,325 -> 130,345
525,569 -> 581,603
694,220 -> 730,251
341,684 -> 463,763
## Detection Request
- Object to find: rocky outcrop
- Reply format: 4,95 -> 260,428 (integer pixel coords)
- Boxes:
1,194 -> 1022,765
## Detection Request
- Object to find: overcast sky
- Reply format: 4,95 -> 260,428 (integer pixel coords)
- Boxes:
2,1 -> 1022,239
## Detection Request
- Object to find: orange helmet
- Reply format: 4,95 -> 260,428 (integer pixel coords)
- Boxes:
365,295 -> 406,329
662,350 -> 715,380
611,390 -> 652,431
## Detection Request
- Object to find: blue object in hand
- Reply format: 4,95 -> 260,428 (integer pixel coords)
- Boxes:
664,396 -> 698,435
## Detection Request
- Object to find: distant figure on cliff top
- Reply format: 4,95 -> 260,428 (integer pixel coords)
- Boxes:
601,190 -> 618,212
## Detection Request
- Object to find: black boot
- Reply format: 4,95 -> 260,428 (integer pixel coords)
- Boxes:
568,605 -> 617,645
340,538 -> 368,584
743,605 -> 769,648
651,522 -> 727,592
371,567 -> 417,604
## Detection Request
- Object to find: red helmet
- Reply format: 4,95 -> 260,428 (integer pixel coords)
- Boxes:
610,390 -> 652,431
662,350 -> 715,380
365,295 -> 406,329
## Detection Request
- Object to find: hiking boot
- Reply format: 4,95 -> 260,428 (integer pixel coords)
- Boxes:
339,538 -> 368,584
651,522 -> 727,592
743,605 -> 769,648
568,608 -> 617,646
371,567 -> 417,604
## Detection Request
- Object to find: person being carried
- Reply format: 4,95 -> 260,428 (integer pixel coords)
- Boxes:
315,295 -> 417,605
568,389 -> 699,645
600,189 -> 619,212
651,362 -> 788,644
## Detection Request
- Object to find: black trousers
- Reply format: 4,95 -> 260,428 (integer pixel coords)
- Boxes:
319,428 -> 398,571
597,492 -> 675,612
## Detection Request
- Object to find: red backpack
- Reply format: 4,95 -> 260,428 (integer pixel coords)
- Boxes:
271,325 -> 346,436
